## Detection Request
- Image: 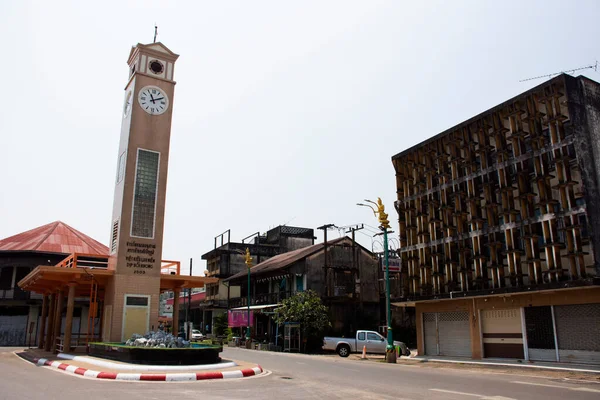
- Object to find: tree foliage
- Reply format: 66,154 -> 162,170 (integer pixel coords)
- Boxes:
212,312 -> 228,336
274,290 -> 331,351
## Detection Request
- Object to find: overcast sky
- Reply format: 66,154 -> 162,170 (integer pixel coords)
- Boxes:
1,1 -> 599,274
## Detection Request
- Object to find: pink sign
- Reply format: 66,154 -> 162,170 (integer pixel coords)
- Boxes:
228,310 -> 254,327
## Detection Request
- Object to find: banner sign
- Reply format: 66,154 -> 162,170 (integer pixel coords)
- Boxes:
228,310 -> 255,327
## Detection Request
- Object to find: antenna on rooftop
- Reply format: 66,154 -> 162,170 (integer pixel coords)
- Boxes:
519,61 -> 598,82
153,24 -> 158,43
282,216 -> 296,226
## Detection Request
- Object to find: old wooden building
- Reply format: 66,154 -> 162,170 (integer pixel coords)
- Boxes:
225,236 -> 381,340
199,226 -> 315,333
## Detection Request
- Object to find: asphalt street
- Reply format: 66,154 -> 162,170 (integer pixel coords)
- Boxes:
0,346 -> 599,400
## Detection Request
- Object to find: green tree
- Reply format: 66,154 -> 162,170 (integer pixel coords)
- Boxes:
213,312 -> 228,336
274,290 -> 331,352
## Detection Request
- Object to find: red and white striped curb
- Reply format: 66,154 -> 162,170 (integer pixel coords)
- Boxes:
30,357 -> 263,381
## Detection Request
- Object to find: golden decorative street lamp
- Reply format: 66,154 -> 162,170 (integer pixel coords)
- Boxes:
357,197 -> 396,363
244,248 -> 252,345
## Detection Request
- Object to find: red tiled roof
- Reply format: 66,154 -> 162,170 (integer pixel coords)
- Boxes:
0,221 -> 109,255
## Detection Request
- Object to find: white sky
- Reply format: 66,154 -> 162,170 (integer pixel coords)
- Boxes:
1,1 -> 599,275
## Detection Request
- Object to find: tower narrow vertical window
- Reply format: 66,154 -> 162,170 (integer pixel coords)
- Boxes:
131,149 -> 160,238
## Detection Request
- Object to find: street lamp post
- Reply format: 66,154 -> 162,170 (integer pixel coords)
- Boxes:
358,197 -> 396,363
244,248 -> 252,348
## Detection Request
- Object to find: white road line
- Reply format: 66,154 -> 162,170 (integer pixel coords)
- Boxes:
512,381 -> 600,393
429,389 -> 480,397
430,389 -> 516,399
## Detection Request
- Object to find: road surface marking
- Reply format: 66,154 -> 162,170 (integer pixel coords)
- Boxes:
430,389 -> 480,397
296,362 -> 306,365
512,381 -> 600,393
430,389 -> 516,399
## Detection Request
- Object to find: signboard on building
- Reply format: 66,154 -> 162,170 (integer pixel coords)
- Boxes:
382,257 -> 401,272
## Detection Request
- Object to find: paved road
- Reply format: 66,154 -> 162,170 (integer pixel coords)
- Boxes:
0,346 -> 599,400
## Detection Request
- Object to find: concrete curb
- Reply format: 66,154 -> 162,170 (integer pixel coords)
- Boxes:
57,353 -> 238,371
26,356 -> 263,381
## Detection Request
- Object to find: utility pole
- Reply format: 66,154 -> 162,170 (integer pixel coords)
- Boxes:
345,224 -> 364,335
345,224 -> 364,272
317,224 -> 335,296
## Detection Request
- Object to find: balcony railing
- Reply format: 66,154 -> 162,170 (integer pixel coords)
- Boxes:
56,253 -> 109,269
52,253 -> 181,275
229,291 -> 291,309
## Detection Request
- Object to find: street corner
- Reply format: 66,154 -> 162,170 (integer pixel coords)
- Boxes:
15,351 -> 265,382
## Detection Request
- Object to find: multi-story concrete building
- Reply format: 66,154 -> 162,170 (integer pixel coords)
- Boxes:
391,74 -> 600,364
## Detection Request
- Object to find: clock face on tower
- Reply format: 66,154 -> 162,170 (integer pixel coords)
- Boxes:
138,86 -> 169,115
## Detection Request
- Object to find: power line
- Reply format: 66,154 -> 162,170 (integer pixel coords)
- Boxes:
519,61 -> 598,82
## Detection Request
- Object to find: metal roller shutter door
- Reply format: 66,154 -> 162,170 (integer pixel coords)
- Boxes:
524,306 -> 557,362
554,304 -> 600,365
423,311 -> 471,357
481,309 -> 524,359
0,315 -> 27,346
438,311 -> 472,357
423,313 -> 438,356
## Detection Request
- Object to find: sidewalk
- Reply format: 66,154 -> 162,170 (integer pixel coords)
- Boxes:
348,351 -> 600,375
412,356 -> 600,374
16,348 -> 264,381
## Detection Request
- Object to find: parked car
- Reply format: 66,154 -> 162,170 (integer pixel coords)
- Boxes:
323,330 -> 410,357
191,329 -> 204,341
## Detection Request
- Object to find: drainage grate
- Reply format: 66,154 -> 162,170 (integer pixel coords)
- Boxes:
280,376 -> 293,380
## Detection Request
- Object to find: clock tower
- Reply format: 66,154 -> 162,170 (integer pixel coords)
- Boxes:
104,42 -> 179,342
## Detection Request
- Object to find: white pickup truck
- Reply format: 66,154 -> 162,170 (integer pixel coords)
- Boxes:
323,330 -> 410,357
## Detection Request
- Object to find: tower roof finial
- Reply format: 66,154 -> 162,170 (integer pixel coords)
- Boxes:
153,24 -> 158,43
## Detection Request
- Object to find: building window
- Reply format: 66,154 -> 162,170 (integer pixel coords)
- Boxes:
116,151 -> 126,184
295,275 -> 304,292
131,149 -> 160,238
110,219 -> 119,254
579,215 -> 589,238
126,296 -> 149,306
0,267 -> 13,290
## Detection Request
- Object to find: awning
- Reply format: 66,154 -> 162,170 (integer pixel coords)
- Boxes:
18,265 -> 219,296
229,304 -> 280,311
18,266 -> 114,296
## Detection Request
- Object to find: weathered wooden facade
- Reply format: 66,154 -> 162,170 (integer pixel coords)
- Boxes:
199,226 -> 315,333
225,236 -> 381,338
392,74 -> 600,364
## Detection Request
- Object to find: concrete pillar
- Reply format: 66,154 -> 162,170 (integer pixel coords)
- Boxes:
172,289 -> 180,336
63,283 -> 76,352
469,300 -> 482,360
38,294 -> 48,349
97,301 -> 104,342
52,289 -> 64,353
44,294 -> 56,352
